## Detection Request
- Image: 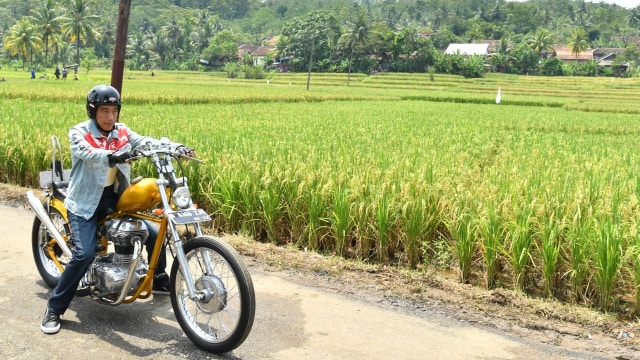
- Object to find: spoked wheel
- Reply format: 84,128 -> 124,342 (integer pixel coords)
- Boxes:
170,236 -> 255,354
31,206 -> 71,288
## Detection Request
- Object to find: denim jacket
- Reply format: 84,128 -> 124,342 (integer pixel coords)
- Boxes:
64,120 -> 179,220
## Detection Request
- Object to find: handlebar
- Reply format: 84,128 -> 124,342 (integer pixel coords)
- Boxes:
127,146 -> 202,163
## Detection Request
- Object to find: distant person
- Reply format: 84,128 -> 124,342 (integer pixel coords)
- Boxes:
54,66 -> 61,80
73,74 -> 79,80
62,67 -> 68,80
151,71 -> 155,77
31,68 -> 36,79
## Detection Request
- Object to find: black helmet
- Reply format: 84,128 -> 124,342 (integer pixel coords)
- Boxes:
86,85 -> 121,119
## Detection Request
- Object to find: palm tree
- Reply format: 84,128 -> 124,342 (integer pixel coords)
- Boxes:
629,8 -> 640,28
61,0 -> 100,65
126,32 -> 148,70
528,28 -> 554,57
568,27 -> 589,61
3,18 -> 42,69
274,35 -> 291,70
145,31 -> 170,69
30,0 -> 63,66
97,15 -> 116,58
161,17 -> 184,63
344,11 -> 369,85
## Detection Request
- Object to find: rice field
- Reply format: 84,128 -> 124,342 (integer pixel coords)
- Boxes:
2,68 -> 640,313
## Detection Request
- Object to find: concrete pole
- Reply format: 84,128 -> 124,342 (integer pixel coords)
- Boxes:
111,0 -> 132,94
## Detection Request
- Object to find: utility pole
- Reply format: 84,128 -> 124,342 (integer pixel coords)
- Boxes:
111,0 -> 132,94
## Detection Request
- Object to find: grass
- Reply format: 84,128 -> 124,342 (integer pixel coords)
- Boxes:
3,68 -> 640,313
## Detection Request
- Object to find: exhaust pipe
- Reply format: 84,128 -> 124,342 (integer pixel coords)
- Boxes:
26,191 -> 73,258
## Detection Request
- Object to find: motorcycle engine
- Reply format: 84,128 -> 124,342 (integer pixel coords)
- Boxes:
91,218 -> 149,297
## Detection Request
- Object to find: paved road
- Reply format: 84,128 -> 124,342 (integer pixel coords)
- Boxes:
0,204 -> 608,360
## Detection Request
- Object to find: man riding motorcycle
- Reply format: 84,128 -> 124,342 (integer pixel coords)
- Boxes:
41,84 -> 194,334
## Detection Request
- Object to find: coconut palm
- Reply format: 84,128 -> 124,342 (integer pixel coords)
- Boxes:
97,15 -> 116,58
145,31 -> 170,69
30,0 -> 63,66
567,27 -> 589,61
61,0 -> 100,65
343,11 -> 369,85
528,28 -> 554,57
3,18 -> 42,69
161,17 -> 184,63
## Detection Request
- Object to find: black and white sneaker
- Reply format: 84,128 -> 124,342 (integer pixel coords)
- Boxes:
41,308 -> 60,334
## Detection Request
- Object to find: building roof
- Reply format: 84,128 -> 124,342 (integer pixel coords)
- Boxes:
445,43 -> 489,56
238,44 -> 274,57
552,45 -> 593,60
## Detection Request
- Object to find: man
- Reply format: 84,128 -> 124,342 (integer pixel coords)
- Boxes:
41,84 -> 194,334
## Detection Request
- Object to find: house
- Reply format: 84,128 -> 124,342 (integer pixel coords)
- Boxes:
596,53 -> 630,76
444,43 -> 489,56
552,45 -> 593,63
237,44 -> 275,66
593,47 -> 625,61
473,40 -> 500,54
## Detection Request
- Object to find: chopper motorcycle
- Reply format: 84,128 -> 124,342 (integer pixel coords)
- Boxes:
27,136 -> 255,353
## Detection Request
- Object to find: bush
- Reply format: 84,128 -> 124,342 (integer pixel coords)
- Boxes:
460,56 -> 485,78
540,57 -> 564,76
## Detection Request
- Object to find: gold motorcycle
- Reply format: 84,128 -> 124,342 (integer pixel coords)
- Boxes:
27,136 -> 255,353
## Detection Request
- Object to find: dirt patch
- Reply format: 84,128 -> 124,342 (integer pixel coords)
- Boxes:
3,182 -> 639,359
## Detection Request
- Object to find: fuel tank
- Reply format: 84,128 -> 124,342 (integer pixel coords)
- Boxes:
117,178 -> 163,213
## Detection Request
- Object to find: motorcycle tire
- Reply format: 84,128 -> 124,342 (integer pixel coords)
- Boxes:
31,206 -> 70,288
169,236 -> 256,354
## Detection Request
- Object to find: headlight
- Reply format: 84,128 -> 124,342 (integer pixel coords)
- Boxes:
172,187 -> 191,209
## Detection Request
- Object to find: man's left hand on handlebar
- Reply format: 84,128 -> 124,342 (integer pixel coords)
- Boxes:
176,146 -> 196,158
108,151 -> 133,167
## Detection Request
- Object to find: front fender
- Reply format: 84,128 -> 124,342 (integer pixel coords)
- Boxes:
47,198 -> 68,221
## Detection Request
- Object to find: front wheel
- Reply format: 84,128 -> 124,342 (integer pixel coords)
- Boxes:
170,236 -> 255,353
31,206 -> 71,288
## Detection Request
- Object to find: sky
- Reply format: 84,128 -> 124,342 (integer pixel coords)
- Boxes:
594,0 -> 639,8
510,0 -> 639,8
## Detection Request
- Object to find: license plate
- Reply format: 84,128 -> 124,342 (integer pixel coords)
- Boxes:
170,208 -> 211,224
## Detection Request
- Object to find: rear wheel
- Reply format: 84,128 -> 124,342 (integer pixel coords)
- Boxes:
31,206 -> 71,288
170,236 -> 255,353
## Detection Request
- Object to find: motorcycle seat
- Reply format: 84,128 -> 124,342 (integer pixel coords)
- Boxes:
53,181 -> 68,201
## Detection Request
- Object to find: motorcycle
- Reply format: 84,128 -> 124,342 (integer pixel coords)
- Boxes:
26,135 -> 255,353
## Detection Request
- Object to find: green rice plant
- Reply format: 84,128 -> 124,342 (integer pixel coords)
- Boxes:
329,184 -> 352,256
446,202 -> 476,284
476,203 -> 503,289
304,187 -> 327,251
629,236 -> 640,313
374,187 -> 396,263
535,211 -> 564,298
592,217 -> 623,312
399,193 -> 439,267
505,205 -> 534,292
565,207 -> 594,303
258,185 -> 283,243
351,197 -> 374,260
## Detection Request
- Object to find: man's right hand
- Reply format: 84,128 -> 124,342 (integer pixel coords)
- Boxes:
108,152 -> 132,167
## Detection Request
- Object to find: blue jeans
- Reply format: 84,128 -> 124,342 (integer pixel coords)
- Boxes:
48,186 -> 167,315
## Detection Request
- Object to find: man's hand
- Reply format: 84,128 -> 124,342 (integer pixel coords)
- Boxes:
108,151 -> 133,167
176,146 -> 196,158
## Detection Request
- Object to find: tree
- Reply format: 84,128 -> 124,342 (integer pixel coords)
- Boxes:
342,10 -> 369,85
30,0 -> 63,66
3,18 -> 42,69
528,28 -> 554,57
200,29 -> 238,66
281,10 -> 340,74
61,0 -> 100,65
161,16 -> 184,64
567,27 -> 589,60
